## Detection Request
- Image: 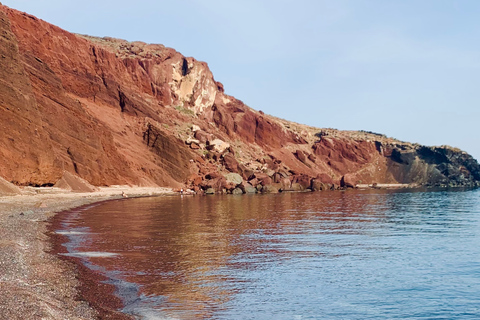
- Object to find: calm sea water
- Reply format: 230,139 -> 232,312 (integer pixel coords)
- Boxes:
56,188 -> 480,319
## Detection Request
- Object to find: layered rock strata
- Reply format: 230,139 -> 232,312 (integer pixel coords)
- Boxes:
0,5 -> 479,193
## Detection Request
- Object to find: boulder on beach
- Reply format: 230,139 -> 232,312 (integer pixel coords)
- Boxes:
0,176 -> 22,196
224,173 -> 243,186
54,171 -> 98,193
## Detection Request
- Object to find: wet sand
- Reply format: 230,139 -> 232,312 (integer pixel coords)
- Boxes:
0,186 -> 175,319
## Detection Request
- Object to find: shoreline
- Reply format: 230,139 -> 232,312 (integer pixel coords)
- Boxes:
48,201 -> 136,320
0,186 -> 174,320
1,184 -> 476,319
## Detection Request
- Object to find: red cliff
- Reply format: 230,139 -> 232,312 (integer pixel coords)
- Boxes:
0,5 -> 479,192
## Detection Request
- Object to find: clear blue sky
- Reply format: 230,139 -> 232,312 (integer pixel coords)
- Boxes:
4,0 -> 480,160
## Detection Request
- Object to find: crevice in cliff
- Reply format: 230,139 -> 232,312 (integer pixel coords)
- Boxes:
91,46 -> 98,64
100,73 -> 108,88
66,147 -> 79,174
138,60 -> 147,73
375,141 -> 383,154
118,90 -> 126,112
254,117 -> 259,144
181,58 -> 189,76
150,82 -> 157,96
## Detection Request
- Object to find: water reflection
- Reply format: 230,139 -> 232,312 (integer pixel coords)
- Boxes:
58,188 -> 480,319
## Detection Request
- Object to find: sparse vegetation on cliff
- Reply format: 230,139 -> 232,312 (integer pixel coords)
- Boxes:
0,4 -> 478,194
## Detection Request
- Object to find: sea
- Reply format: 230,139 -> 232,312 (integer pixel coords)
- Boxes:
55,188 -> 480,319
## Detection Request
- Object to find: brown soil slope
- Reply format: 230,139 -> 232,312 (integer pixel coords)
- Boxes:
1,5 -> 479,192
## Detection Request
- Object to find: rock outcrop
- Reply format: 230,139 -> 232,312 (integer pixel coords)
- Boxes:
0,4 -> 479,193
54,171 -> 98,193
0,176 -> 22,196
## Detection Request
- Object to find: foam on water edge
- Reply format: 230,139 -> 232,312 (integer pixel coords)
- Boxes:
60,251 -> 120,258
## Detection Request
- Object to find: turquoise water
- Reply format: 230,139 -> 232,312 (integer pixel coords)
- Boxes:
57,188 -> 480,319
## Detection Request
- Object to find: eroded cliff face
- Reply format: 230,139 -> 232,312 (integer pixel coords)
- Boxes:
0,5 -> 479,191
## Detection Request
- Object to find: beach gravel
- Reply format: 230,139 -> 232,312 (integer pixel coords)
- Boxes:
0,187 -> 174,319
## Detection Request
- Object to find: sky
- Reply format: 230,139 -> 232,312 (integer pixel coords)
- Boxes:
4,0 -> 480,160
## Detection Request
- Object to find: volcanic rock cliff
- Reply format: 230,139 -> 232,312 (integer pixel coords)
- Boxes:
1,5 -> 479,192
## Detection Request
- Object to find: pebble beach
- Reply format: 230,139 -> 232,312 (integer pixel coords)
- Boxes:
0,186 -> 174,319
